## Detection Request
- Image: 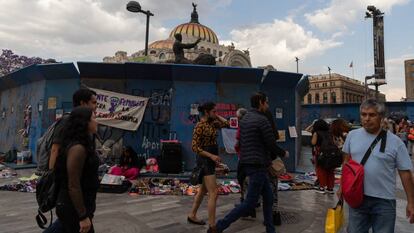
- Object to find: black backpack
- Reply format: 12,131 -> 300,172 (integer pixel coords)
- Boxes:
317,131 -> 343,169
35,169 -> 59,229
35,116 -> 68,229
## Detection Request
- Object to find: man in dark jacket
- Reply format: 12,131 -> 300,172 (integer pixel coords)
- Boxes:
211,92 -> 286,233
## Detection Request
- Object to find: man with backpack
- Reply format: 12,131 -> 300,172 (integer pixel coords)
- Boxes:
339,99 -> 414,232
38,88 -> 97,233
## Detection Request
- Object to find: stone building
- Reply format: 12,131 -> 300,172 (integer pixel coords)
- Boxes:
304,73 -> 386,104
405,59 -> 414,100
104,4 -> 252,68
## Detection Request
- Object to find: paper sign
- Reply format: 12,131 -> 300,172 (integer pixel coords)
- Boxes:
288,126 -> 298,138
276,130 -> 286,142
229,117 -> 238,128
275,108 -> 283,119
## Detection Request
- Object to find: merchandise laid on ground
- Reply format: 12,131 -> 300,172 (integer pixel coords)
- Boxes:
0,167 -> 342,195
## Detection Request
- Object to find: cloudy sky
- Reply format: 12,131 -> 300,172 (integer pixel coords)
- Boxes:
0,0 -> 413,100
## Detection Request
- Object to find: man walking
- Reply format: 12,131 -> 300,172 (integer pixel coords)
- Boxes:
211,92 -> 286,233
340,99 -> 414,232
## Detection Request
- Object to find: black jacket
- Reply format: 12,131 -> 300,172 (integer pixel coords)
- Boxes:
239,109 -> 285,168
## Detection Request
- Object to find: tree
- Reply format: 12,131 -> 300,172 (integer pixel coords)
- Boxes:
0,49 -> 57,76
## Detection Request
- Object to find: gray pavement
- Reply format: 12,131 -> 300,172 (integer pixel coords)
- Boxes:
0,147 -> 413,233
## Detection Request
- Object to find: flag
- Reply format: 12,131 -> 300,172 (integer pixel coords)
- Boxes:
349,61 -> 353,68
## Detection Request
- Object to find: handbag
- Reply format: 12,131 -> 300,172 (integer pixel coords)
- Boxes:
189,166 -> 202,185
325,200 -> 344,233
268,158 -> 286,177
342,130 -> 386,208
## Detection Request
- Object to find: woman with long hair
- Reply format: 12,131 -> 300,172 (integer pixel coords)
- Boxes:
55,107 -> 99,233
187,102 -> 229,231
330,119 -> 350,150
311,119 -> 335,194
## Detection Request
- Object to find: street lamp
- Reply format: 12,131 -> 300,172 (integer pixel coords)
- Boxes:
127,1 -> 154,56
295,57 -> 299,73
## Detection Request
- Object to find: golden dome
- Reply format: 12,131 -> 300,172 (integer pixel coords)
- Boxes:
168,3 -> 219,44
169,23 -> 218,44
149,39 -> 174,49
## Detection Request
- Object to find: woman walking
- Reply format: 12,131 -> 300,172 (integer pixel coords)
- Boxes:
55,107 -> 99,233
311,119 -> 335,194
187,102 -> 229,231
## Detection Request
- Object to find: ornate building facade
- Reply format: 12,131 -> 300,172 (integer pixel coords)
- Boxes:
304,73 -> 386,105
405,59 -> 414,100
104,4 -> 252,68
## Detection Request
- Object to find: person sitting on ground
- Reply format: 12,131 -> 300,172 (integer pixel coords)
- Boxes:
109,146 -> 144,181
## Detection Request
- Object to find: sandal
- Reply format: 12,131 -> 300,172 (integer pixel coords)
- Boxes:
187,216 -> 206,225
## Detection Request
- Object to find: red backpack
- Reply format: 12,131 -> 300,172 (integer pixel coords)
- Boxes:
341,130 -> 386,208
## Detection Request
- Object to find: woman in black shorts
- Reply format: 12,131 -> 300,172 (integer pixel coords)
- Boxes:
187,102 -> 229,231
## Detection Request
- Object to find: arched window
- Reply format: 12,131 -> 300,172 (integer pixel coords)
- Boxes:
323,92 -> 328,104
307,94 -> 312,104
315,93 -> 320,104
159,53 -> 166,60
150,50 -> 157,55
331,92 -> 336,104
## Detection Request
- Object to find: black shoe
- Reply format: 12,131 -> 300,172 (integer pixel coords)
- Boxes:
187,217 -> 206,225
273,212 -> 281,226
207,226 -> 218,233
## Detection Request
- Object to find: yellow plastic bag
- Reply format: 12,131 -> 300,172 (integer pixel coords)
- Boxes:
325,200 -> 344,233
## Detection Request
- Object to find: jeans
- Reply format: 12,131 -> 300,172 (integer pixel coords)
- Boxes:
216,168 -> 275,233
42,219 -> 62,233
348,195 -> 396,233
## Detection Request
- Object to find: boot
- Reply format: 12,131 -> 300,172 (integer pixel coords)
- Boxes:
273,212 -> 281,226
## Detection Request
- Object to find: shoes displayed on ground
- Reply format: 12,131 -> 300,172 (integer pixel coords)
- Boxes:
273,211 -> 282,226
187,216 -> 206,225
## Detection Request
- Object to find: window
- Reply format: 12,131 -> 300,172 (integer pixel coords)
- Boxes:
315,93 -> 320,103
207,48 -> 211,54
323,92 -> 328,103
307,94 -> 312,104
330,81 -> 335,86
322,83 -> 327,87
331,92 -> 336,104
219,51 -> 223,57
213,50 -> 217,56
159,53 -> 165,59
150,50 -> 156,55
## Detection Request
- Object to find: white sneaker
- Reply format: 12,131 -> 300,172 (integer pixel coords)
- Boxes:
316,187 -> 326,194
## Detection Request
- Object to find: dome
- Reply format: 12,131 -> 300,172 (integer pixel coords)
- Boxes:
168,3 -> 219,45
149,39 -> 174,49
169,23 -> 219,44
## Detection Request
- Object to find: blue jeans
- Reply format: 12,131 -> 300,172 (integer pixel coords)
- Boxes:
42,219 -> 62,233
217,168 -> 275,233
348,195 -> 396,233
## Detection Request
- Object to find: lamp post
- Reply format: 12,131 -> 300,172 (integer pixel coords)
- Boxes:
295,57 -> 299,73
127,1 -> 154,56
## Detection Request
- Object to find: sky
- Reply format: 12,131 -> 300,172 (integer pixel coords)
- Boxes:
0,0 -> 413,101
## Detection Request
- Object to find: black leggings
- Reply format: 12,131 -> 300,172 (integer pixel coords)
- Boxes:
56,202 -> 94,233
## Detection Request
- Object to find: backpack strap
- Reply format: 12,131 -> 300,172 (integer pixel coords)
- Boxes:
36,209 -> 53,229
360,130 -> 387,166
